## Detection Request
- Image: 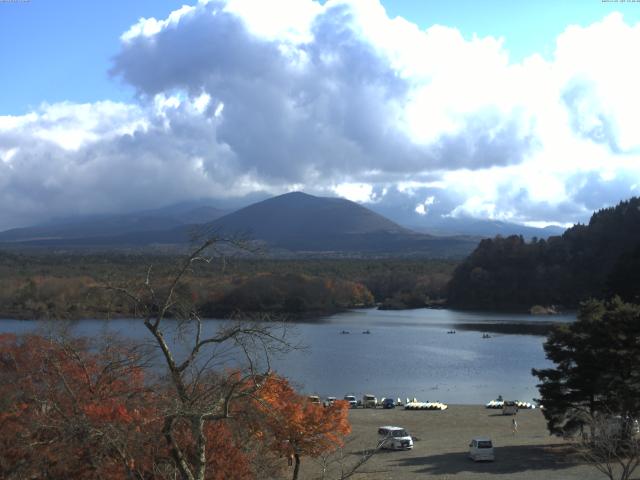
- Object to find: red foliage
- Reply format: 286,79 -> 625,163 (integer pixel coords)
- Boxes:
0,335 -> 351,479
257,374 -> 351,458
0,333 -> 154,479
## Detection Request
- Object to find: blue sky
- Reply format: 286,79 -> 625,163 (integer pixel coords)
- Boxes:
1,0 -> 185,114
1,0 -> 640,230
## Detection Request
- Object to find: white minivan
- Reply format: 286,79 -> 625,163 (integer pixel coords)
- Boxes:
344,395 -> 358,408
378,426 -> 414,450
469,437 -> 495,461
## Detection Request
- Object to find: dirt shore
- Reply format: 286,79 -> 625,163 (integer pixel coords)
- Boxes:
298,405 -> 602,479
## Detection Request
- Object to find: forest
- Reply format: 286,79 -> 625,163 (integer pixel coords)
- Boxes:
446,197 -> 640,310
0,251 -> 455,320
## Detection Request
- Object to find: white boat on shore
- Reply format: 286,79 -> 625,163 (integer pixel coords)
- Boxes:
404,401 -> 448,411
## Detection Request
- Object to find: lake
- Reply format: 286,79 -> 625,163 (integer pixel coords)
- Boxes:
0,308 -> 575,404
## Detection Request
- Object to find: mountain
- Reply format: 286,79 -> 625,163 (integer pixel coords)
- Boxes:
0,192 -> 478,257
209,191 -> 408,241
446,197 -> 640,310
367,204 -> 566,239
205,192 -> 477,255
0,202 -> 228,243
408,217 -> 565,239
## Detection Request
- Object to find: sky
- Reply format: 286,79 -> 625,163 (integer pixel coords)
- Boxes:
1,0 -> 640,230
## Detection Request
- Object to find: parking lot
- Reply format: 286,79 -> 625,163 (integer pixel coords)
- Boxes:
298,405 -> 603,480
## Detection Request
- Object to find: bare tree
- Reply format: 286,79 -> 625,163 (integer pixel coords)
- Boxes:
312,437 -> 387,480
578,412 -> 640,480
109,236 -> 292,480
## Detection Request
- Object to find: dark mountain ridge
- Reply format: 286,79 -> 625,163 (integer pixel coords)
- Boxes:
208,191 -> 410,241
0,202 -> 227,242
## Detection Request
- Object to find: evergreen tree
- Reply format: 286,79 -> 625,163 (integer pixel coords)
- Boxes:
533,298 -> 640,436
448,197 -> 640,310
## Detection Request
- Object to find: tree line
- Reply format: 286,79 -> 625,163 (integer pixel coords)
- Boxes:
447,197 -> 640,310
0,252 -> 456,320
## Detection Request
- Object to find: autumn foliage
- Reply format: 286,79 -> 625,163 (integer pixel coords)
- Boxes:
0,334 -> 351,479
258,375 -> 351,456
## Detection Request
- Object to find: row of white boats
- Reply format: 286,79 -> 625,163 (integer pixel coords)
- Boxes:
485,399 -> 537,409
404,401 -> 449,411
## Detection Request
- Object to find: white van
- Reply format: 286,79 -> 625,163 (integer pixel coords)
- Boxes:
362,394 -> 378,408
343,395 -> 358,408
469,437 -> 495,461
378,426 -> 413,450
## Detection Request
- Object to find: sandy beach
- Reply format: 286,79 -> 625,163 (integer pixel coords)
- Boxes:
298,405 -> 603,480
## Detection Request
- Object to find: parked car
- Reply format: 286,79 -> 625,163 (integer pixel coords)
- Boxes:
344,395 -> 358,408
308,395 -> 321,405
324,396 -> 336,407
381,397 -> 395,409
378,426 -> 413,450
469,437 -> 495,461
362,394 -> 378,408
502,401 -> 518,415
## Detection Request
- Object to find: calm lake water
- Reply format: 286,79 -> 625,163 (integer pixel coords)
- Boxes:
0,308 -> 575,404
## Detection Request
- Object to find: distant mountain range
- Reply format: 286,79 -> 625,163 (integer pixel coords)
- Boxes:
0,202 -> 227,243
0,192 -> 476,256
0,192 -> 564,256
408,217 -> 565,239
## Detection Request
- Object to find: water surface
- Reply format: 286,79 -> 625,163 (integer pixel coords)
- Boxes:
0,308 -> 574,404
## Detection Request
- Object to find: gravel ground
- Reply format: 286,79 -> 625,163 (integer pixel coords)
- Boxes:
298,405 -> 605,480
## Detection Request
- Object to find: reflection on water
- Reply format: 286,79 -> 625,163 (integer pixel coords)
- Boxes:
0,308 -> 575,404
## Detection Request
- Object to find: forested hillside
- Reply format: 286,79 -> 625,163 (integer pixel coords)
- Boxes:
447,197 -> 640,310
0,252 -> 454,320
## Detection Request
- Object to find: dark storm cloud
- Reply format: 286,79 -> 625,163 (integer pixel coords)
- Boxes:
111,0 -> 534,183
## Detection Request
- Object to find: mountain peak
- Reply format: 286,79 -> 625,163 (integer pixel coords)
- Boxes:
209,191 -> 415,250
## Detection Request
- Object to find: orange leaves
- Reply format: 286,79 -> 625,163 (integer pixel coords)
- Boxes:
82,402 -> 134,424
256,374 -> 351,459
0,334 -> 157,479
203,423 -> 255,480
0,336 -> 349,479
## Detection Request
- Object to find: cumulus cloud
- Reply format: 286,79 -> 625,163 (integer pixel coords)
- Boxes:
1,0 -> 640,229
110,0 -> 535,178
0,98 -> 264,229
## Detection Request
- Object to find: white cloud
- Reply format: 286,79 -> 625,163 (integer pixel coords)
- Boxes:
224,0 -> 320,43
0,101 -> 148,151
121,4 -> 197,42
333,182 -> 376,203
1,1 -> 640,230
414,195 -> 435,216
0,147 -> 18,165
